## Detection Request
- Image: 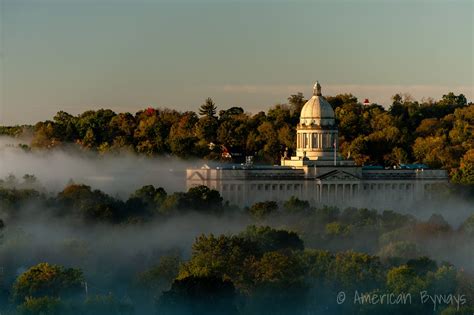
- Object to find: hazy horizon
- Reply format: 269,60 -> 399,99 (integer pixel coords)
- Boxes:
0,0 -> 473,125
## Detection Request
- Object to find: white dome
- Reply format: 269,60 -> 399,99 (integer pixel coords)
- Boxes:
299,82 -> 335,126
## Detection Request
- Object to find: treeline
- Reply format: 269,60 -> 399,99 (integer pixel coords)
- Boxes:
1,226 -> 474,314
2,92 -> 473,183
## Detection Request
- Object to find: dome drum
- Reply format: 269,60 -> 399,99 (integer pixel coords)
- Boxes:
295,82 -> 338,160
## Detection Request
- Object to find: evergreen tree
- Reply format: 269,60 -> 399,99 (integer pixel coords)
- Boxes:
199,97 -> 217,118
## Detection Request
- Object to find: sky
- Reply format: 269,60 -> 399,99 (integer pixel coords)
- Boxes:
0,0 -> 473,125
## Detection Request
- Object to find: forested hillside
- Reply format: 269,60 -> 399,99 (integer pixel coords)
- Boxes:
2,92 -> 473,184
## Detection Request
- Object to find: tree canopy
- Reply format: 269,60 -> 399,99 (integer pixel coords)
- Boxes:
2,92 -> 471,184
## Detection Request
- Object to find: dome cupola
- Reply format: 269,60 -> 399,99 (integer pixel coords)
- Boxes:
295,82 -> 338,161
299,81 -> 335,126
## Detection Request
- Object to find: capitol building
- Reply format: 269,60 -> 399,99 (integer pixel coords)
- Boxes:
186,82 -> 449,209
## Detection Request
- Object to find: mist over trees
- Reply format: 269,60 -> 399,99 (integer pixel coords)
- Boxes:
2,92 -> 473,186
0,175 -> 474,314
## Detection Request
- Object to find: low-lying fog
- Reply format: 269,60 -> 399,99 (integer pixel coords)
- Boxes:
0,137 -> 203,197
0,136 -> 473,306
1,136 -> 472,226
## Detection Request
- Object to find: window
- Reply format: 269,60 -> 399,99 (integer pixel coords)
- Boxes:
222,184 -> 228,191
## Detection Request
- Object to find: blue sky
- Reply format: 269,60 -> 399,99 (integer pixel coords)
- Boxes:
0,0 -> 473,124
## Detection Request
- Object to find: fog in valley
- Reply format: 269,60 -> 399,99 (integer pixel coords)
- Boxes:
0,136 -> 473,314
0,137 -> 200,197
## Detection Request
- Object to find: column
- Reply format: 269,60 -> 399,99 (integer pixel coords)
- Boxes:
319,184 -> 322,203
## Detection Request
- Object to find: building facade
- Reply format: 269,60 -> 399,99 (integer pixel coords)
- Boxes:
186,83 -> 449,209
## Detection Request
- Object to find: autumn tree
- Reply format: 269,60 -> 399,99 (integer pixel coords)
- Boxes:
12,263 -> 84,304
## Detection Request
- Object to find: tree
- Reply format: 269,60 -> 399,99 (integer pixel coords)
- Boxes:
256,122 -> 281,163
239,225 -> 304,253
380,210 -> 413,230
83,128 -> 97,148
168,112 -> 199,158
244,251 -> 308,315
452,149 -> 474,184
134,110 -> 167,155
199,97 -> 217,118
288,92 -> 306,118
126,185 -> 167,218
416,118 -> 441,137
185,185 -> 223,213
57,184 -> 125,222
326,94 -> 358,110
406,256 -> 437,276
195,116 -> 218,144
31,122 -> 57,149
108,112 -> 136,151
135,255 -> 181,298
218,107 -> 244,120
385,265 -> 429,314
330,251 -> 383,292
412,136 -> 446,168
283,196 -> 309,214
426,265 -> 458,296
53,111 -> 77,141
313,206 -> 340,225
159,192 -> 188,215
325,222 -> 351,238
248,201 -> 278,220
438,92 -> 467,107
250,251 -> 306,287
460,214 -> 474,237
386,265 -> 426,294
336,105 -> 362,139
12,263 -> 84,304
16,296 -> 65,315
157,276 -> 238,315
216,111 -> 250,157
178,234 -> 256,290
378,241 -> 421,260
384,147 -> 408,166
